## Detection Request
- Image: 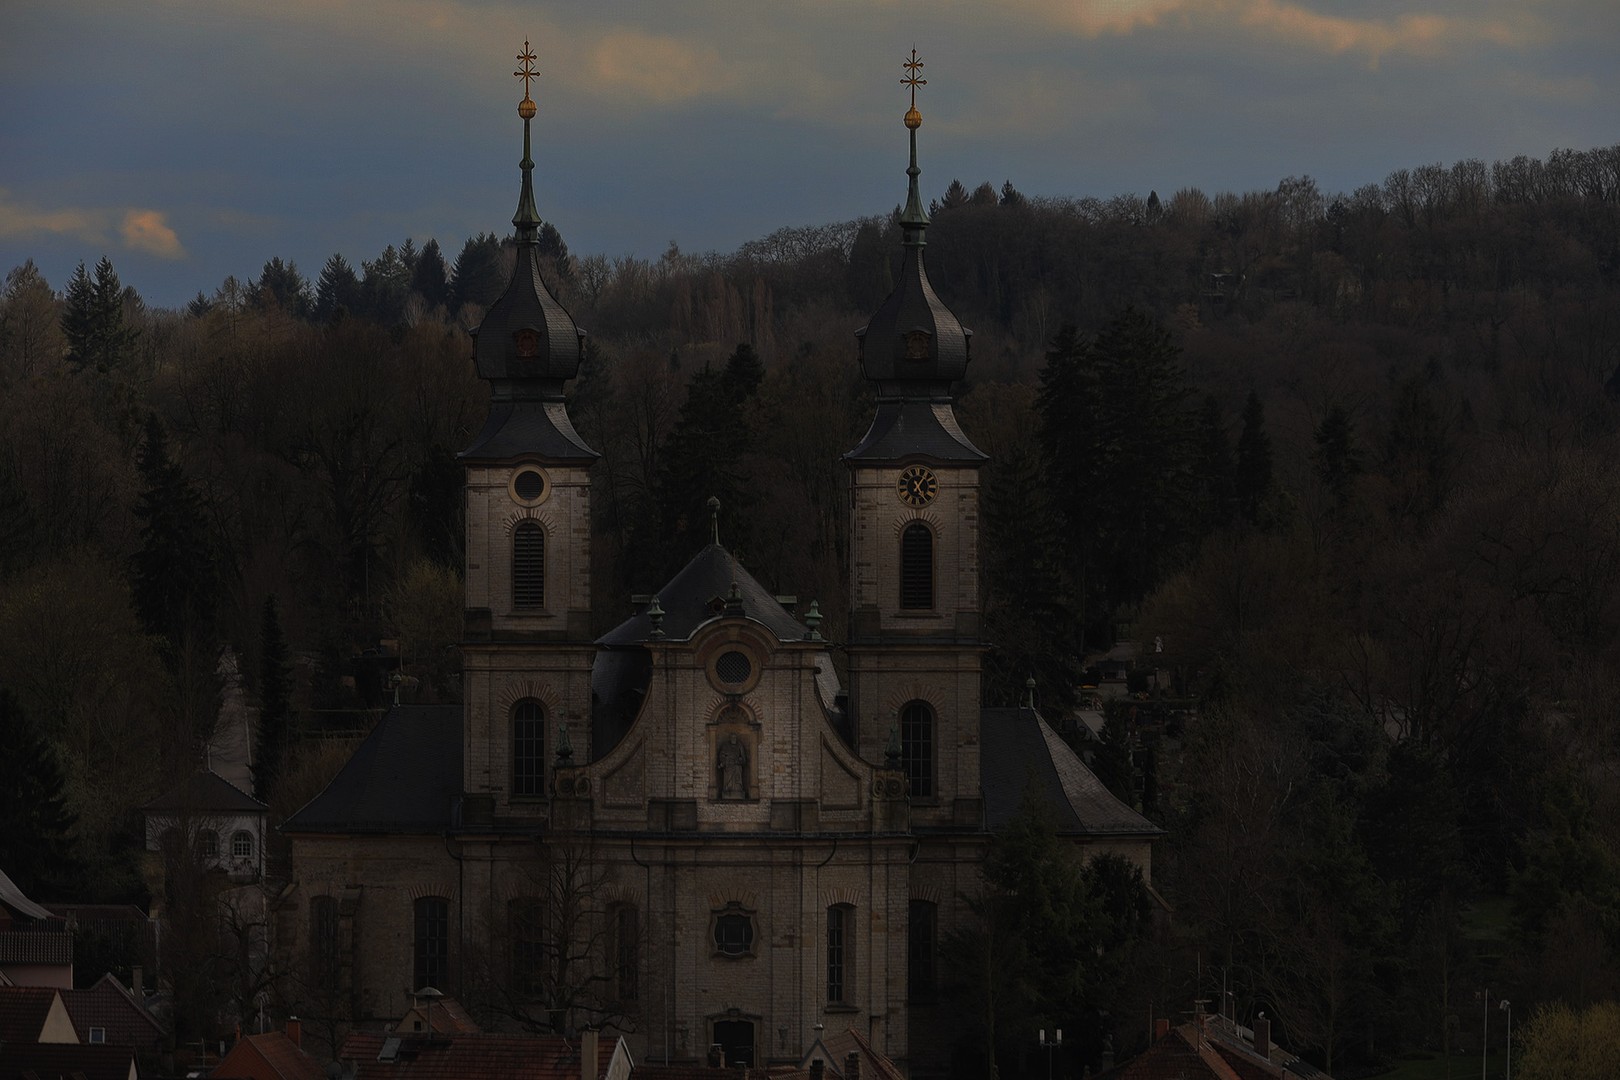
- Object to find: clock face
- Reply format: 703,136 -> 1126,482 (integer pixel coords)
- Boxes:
897,465 -> 938,507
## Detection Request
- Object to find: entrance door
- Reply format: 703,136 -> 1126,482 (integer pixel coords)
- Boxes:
714,1020 -> 755,1067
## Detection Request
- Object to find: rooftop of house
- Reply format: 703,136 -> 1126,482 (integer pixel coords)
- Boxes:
213,1030 -> 326,1080
338,1031 -> 617,1080
0,1041 -> 139,1080
60,974 -> 165,1049
141,769 -> 267,816
1103,1017 -> 1330,1080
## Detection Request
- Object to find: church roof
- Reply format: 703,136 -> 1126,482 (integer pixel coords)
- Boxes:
459,400 -> 597,463
843,398 -> 987,465
141,769 -> 267,815
282,705 -> 461,834
598,544 -> 809,645
980,708 -> 1164,838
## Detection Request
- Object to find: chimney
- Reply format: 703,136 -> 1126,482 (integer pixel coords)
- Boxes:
580,1028 -> 600,1080
131,966 -> 144,997
810,1059 -> 825,1080
844,1052 -> 860,1080
286,1017 -> 302,1049
1252,1017 -> 1270,1060
1153,1018 -> 1170,1040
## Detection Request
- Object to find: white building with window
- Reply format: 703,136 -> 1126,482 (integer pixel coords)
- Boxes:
142,769 -> 269,884
276,74 -> 1160,1078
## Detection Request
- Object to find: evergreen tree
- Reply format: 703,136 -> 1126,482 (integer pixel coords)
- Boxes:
254,596 -> 293,803
1235,389 -> 1273,524
314,253 -> 361,322
186,291 -> 214,318
255,257 -> 311,318
360,244 -> 411,326
410,238 -> 450,311
449,233 -> 507,313
1313,404 -> 1362,508
1193,393 -> 1235,532
0,686 -> 79,897
60,257 -> 137,370
0,259 -> 65,378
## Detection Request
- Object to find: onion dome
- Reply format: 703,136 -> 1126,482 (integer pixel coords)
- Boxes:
461,44 -> 596,464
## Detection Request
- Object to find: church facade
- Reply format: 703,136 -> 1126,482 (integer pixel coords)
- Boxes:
278,57 -> 1160,1077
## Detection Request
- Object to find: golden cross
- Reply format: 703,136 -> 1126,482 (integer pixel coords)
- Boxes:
514,40 -> 539,100
902,48 -> 926,109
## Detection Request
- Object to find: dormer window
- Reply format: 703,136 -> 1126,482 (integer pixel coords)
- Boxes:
514,328 -> 540,357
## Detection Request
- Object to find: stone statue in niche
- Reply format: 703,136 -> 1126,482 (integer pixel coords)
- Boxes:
717,734 -> 748,800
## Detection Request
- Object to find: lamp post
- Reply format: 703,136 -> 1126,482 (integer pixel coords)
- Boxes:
1038,1028 -> 1062,1080
1480,989 -> 1489,1080
1499,1000 -> 1512,1080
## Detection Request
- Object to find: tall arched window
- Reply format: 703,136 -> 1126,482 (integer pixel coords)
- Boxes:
414,896 -> 449,993
908,899 -> 937,1002
610,904 -> 639,1004
509,896 -> 546,997
900,701 -> 934,798
512,700 -> 545,797
309,895 -> 339,987
513,521 -> 545,609
900,523 -> 933,610
826,903 -> 855,1004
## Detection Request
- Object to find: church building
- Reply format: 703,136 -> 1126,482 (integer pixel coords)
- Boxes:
278,47 -> 1160,1078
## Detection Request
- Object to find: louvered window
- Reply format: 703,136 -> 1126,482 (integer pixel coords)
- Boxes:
513,522 -> 544,609
512,700 -> 545,797
900,523 -> 934,609
901,701 -> 934,798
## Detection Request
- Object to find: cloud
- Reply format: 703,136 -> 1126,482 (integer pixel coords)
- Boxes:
120,210 -> 187,259
0,191 -> 106,244
583,29 -> 733,105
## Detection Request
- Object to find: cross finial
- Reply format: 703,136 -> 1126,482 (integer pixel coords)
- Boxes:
515,39 -> 539,117
902,48 -> 926,129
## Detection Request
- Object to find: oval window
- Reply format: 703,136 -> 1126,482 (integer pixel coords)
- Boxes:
715,651 -> 752,685
513,468 -> 546,502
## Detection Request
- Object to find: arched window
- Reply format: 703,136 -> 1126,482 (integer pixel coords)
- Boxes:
900,701 -> 934,798
309,895 -> 339,986
232,830 -> 254,859
908,899 -> 937,1002
513,521 -> 545,610
900,522 -> 933,610
509,897 -> 546,997
610,904 -> 639,1004
196,830 -> 219,860
512,700 -> 545,797
414,896 -> 450,993
826,903 -> 854,1004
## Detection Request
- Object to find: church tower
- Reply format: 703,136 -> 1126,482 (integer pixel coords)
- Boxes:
458,46 -> 598,822
844,53 -> 988,829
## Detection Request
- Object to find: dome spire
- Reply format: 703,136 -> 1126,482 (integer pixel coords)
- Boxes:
900,48 -> 929,245
512,39 -> 542,241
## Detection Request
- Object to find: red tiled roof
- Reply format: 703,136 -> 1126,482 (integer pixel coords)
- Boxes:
1,1042 -> 136,1080
635,1067 -> 808,1080
245,1032 -> 325,1080
61,975 -> 165,1050
0,987 -> 58,1043
0,930 -> 74,966
339,1032 -> 616,1080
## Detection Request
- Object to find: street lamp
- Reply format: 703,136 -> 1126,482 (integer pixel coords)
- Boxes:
1499,1000 -> 1512,1080
1038,1028 -> 1063,1080
1478,988 -> 1490,1080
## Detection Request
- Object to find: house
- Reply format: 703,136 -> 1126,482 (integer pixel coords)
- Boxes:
276,52 -> 1161,1078
336,1029 -> 626,1080
1103,1015 -> 1333,1079
0,868 -> 73,989
211,1019 -> 324,1080
142,770 -> 269,885
0,986 -> 142,1080
60,973 -> 166,1054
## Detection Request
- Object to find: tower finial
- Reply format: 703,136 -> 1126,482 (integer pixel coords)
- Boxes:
512,40 -> 541,238
899,49 -> 929,243
707,495 -> 722,546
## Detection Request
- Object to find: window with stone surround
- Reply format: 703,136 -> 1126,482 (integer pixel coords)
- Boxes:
908,899 -> 937,1001
610,903 -> 639,1004
414,896 -> 450,992
310,895 -> 339,987
900,522 -> 934,609
512,700 -> 545,797
826,903 -> 854,1005
510,896 -> 547,997
232,830 -> 253,859
900,700 -> 934,798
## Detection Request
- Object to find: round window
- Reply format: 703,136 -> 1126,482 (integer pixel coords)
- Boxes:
715,651 -> 752,685
513,469 -> 546,501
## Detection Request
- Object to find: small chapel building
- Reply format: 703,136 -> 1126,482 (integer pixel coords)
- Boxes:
277,57 -> 1160,1078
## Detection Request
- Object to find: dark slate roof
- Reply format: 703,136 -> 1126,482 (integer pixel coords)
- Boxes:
855,245 -> 972,393
141,770 -> 267,814
590,648 -> 652,760
282,705 -> 461,834
981,708 -> 1164,838
457,399 -> 598,464
0,930 -> 73,966
598,544 -> 809,645
339,1032 -> 614,1080
843,398 -> 987,465
1,1043 -> 137,1080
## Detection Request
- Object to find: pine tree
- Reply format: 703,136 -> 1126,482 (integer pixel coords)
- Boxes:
449,233 -> 506,314
255,257 -> 311,318
411,238 -> 450,311
61,257 -> 140,370
254,596 -> 293,803
1235,389 -> 1273,525
1193,393 -> 1235,532
314,253 -> 361,322
1313,404 -> 1362,508
360,244 -> 410,326
0,686 -> 80,898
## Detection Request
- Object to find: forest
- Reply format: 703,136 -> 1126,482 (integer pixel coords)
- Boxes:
1,142 -> 1619,1076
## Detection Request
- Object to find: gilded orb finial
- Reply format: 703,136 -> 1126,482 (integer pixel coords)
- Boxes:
515,39 -> 539,118
902,48 -> 925,129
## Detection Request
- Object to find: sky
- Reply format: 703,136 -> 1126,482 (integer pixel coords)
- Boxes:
2,0 -> 1617,310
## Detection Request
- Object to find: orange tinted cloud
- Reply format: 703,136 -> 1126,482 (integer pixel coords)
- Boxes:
0,191 -> 105,243
584,29 -> 732,104
120,210 -> 186,259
